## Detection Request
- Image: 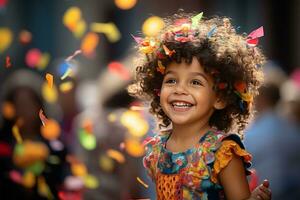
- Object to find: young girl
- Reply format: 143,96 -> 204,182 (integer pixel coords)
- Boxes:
129,11 -> 271,200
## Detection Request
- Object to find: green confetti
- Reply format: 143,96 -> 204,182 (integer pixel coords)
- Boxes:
191,12 -> 203,28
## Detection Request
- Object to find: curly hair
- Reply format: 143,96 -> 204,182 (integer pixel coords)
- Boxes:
128,11 -> 265,136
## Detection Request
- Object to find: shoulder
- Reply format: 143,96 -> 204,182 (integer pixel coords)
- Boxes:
211,133 -> 252,183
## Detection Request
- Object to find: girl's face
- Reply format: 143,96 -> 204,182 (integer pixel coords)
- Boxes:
160,57 -> 223,127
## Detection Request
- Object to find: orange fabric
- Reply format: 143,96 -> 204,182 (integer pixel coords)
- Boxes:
211,140 -> 252,183
156,173 -> 182,200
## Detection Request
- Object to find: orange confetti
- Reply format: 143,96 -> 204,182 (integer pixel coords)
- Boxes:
107,149 -> 125,164
2,101 -> 15,119
6,56 -> 12,68
108,61 -> 130,80
81,32 -> 99,57
162,44 -> 175,56
40,119 -> 61,140
71,163 -> 87,177
125,138 -> 145,157
136,177 -> 149,188
157,60 -> 165,74
45,73 -> 53,89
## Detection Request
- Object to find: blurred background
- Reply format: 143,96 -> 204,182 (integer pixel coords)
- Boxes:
0,0 -> 299,200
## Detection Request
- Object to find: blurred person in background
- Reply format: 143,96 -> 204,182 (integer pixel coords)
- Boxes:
245,63 -> 300,199
0,69 -> 73,200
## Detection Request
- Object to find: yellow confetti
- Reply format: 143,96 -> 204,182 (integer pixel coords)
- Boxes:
22,171 -> 35,188
0,28 -> 13,53
120,110 -> 149,137
12,124 -> 22,144
136,177 -> 149,188
36,53 -> 50,70
107,149 -> 125,164
142,16 -> 165,37
73,19 -> 87,38
59,81 -> 74,93
99,154 -> 114,172
63,7 -> 82,31
114,0 -> 137,10
45,73 -> 53,89
42,82 -> 58,103
90,22 -> 121,43
83,174 -> 99,189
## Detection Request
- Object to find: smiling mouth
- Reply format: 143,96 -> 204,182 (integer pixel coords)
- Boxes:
170,101 -> 194,112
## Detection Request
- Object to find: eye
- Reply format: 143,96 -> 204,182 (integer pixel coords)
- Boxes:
164,78 -> 177,84
191,79 -> 202,86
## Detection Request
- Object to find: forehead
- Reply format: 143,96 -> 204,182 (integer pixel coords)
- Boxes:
165,57 -> 205,73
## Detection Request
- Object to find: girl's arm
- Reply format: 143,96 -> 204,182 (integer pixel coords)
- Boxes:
219,154 -> 251,200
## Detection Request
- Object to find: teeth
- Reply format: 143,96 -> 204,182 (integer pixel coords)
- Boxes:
172,102 -> 193,107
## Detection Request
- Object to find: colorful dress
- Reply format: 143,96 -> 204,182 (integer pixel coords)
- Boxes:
143,129 -> 252,200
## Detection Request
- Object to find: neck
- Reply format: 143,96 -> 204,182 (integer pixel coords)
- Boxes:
171,120 -> 211,143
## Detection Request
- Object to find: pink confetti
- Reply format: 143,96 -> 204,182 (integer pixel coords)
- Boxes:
247,26 -> 264,39
131,34 -> 143,44
25,48 -> 42,68
66,50 -> 82,62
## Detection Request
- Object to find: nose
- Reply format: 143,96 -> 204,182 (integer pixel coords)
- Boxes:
174,83 -> 188,95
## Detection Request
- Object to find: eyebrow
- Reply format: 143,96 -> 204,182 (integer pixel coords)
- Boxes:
165,71 -> 208,82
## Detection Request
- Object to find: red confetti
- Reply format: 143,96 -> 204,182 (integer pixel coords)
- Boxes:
0,142 -> 12,157
5,56 -> 12,68
108,61 -> 130,80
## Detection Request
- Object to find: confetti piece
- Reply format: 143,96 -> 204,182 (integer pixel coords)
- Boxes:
191,12 -> 203,28
22,171 -> 35,188
0,141 -> 12,157
12,124 -> 22,144
19,30 -> 32,45
60,67 -> 72,80
73,19 -> 87,38
71,163 -> 87,177
157,60 -> 165,74
9,170 -> 22,184
107,149 -> 125,164
38,176 -> 54,199
142,16 -> 165,37
59,81 -> 74,93
42,82 -> 58,103
36,53 -> 50,70
136,177 -> 149,188
63,7 -> 82,31
114,0 -> 137,10
99,154 -> 114,172
39,109 -> 48,126
0,28 -> 13,53
45,73 -> 53,89
90,22 -> 121,43
78,129 -> 96,150
130,34 -> 143,44
25,48 -> 42,68
247,26 -> 264,47
120,110 -> 149,137
66,49 -> 82,62
125,138 -> 145,157
162,45 -> 175,57
108,61 -> 130,80
2,101 -> 15,119
81,32 -> 99,57
207,26 -> 217,38
49,140 -> 64,151
83,174 -> 99,189
129,106 -> 147,111
5,56 -> 12,68
40,119 -> 61,140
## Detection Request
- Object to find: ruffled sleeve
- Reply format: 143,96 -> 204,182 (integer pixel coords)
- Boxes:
142,135 -> 162,181
211,135 -> 252,184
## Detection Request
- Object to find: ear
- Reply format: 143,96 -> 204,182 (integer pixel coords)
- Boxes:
214,98 -> 226,110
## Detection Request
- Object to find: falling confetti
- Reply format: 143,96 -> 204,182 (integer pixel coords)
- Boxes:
83,174 -> 99,189
39,109 -> 48,126
114,0 -> 137,10
40,119 -> 61,140
81,32 -> 99,57
36,53 -> 50,70
124,138 -> 145,157
63,6 -> 86,38
25,48 -> 42,68
71,163 -> 87,177
45,73 -> 53,89
19,30 -> 32,45
136,177 -> 149,188
2,101 -> 15,119
5,56 -> 12,68
60,67 -> 72,80
12,124 -> 22,144
191,12 -> 203,28
90,22 -> 121,43
120,110 -> 149,137
0,27 -> 13,53
78,128 -> 96,150
108,61 -> 130,80
99,154 -> 114,172
22,171 -> 35,188
106,149 -> 125,164
42,82 -> 58,103
142,16 -> 165,37
59,81 -> 74,93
